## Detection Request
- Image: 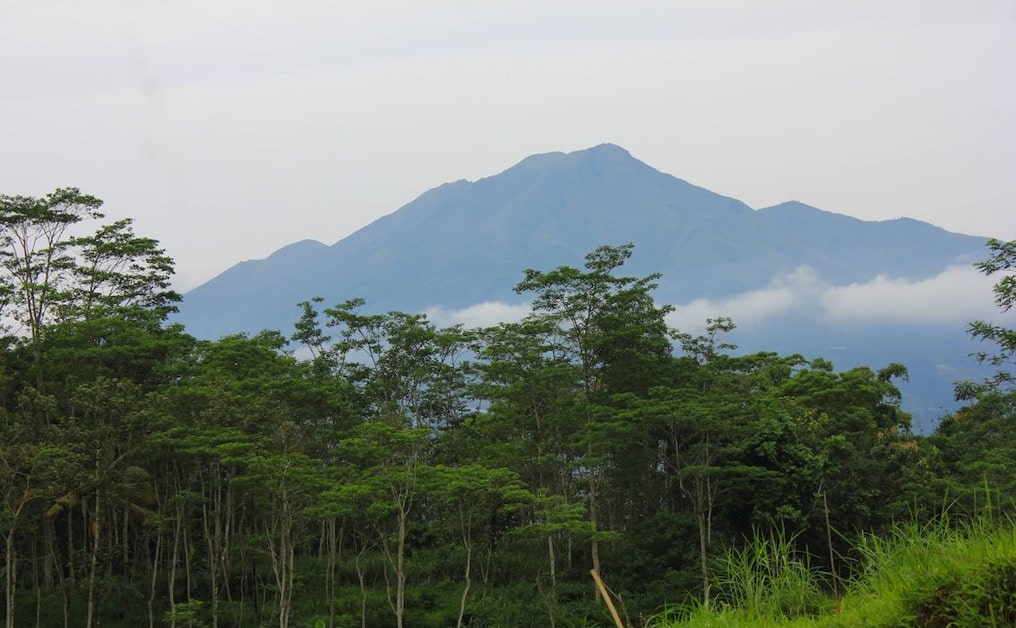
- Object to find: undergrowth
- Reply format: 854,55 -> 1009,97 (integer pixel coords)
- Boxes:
647,509 -> 1016,627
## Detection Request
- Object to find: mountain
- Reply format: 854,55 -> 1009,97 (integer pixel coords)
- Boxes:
175,144 -> 992,429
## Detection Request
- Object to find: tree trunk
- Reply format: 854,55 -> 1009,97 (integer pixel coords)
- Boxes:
4,528 -> 17,628
456,521 -> 472,628
355,546 -> 368,628
267,491 -> 294,628
168,500 -> 183,628
695,483 -> 710,608
395,509 -> 407,628
86,491 -> 101,628
325,519 -> 340,628
543,536 -> 558,628
588,466 -> 601,599
147,530 -> 162,628
547,534 -> 556,588
42,515 -> 56,590
200,472 -> 220,628
63,503 -> 76,628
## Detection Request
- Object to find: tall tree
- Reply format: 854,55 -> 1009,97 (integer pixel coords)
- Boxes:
513,243 -> 675,587
0,189 -> 104,390
630,318 -> 759,606
936,238 -> 1016,516
318,299 -> 475,627
0,189 -> 103,340
959,238 -> 1016,397
64,217 -> 180,324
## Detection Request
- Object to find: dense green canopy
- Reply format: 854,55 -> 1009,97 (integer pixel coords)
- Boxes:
1,190 -> 1012,627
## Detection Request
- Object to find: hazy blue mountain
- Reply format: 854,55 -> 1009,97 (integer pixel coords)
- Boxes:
176,144 -> 993,429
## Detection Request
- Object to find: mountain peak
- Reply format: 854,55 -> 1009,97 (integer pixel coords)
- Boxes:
577,143 -> 632,158
506,143 -> 636,173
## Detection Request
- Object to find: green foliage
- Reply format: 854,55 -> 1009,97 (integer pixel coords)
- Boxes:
936,238 -> 1016,518
712,528 -> 830,621
654,511 -> 1016,628
959,238 -> 1016,397
3,225 -> 1005,628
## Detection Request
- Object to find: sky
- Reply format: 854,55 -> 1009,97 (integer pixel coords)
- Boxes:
1,0 -> 1014,293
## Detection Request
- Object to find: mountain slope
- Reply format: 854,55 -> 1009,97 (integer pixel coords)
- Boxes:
175,144 -> 991,428
179,143 -> 984,339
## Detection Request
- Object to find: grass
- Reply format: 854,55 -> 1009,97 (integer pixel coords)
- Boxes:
647,511 -> 1016,627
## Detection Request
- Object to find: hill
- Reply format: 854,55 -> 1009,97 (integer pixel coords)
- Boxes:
175,144 -> 991,428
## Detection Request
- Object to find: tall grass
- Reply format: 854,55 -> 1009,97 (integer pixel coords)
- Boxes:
841,510 -> 1016,626
646,528 -> 829,627
650,508 -> 1016,627
713,527 -> 828,621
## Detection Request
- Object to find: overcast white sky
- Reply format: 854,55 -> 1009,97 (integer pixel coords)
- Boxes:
1,0 -> 1014,291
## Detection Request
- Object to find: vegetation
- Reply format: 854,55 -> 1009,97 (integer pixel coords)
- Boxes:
650,508 -> 1016,627
0,189 -> 1013,627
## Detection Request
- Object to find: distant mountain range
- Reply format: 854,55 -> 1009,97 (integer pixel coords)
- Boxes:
176,144 -> 993,430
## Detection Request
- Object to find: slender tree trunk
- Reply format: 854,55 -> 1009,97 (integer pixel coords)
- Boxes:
355,545 -> 368,628
542,536 -> 558,628
395,509 -> 407,628
588,464 -> 601,599
42,515 -> 55,591
325,519 -> 340,628
4,527 -> 17,628
200,472 -> 220,628
266,488 -> 294,628
456,515 -> 473,628
33,536 -> 41,626
168,500 -> 183,628
547,535 -> 556,588
285,531 -> 294,628
86,490 -> 101,628
121,505 -> 130,584
695,481 -> 710,608
182,510 -> 192,607
63,504 -> 76,628
148,530 -> 162,628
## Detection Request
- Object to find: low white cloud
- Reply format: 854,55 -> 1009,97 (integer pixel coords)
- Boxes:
666,265 -> 1001,332
425,301 -> 532,328
666,267 -> 824,332
821,265 -> 1000,325
425,265 -> 1002,334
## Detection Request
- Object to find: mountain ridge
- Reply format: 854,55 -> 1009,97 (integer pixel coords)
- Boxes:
175,144 -> 991,428
179,144 -> 985,336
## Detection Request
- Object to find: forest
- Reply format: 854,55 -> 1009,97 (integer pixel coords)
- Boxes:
1,189 -> 1014,627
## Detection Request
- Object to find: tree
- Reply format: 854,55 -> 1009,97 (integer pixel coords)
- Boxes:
64,217 -> 180,324
930,393 -> 1016,516
429,464 -> 530,628
0,188 -> 103,343
317,299 -> 475,628
0,390 -> 68,628
960,238 -> 1016,397
226,432 -> 324,628
329,421 -> 430,628
630,318 -> 763,606
761,360 -> 913,547
936,238 -> 1016,517
68,377 -> 152,628
322,299 -> 474,431
513,243 -> 674,583
158,330 -> 320,627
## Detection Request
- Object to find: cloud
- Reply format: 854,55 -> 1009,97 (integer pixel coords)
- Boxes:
423,265 -> 1002,334
666,267 -> 824,332
666,265 -> 1001,333
425,301 -> 532,328
821,265 -> 1001,325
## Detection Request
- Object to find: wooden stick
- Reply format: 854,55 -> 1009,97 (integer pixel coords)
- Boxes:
590,569 -> 624,628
